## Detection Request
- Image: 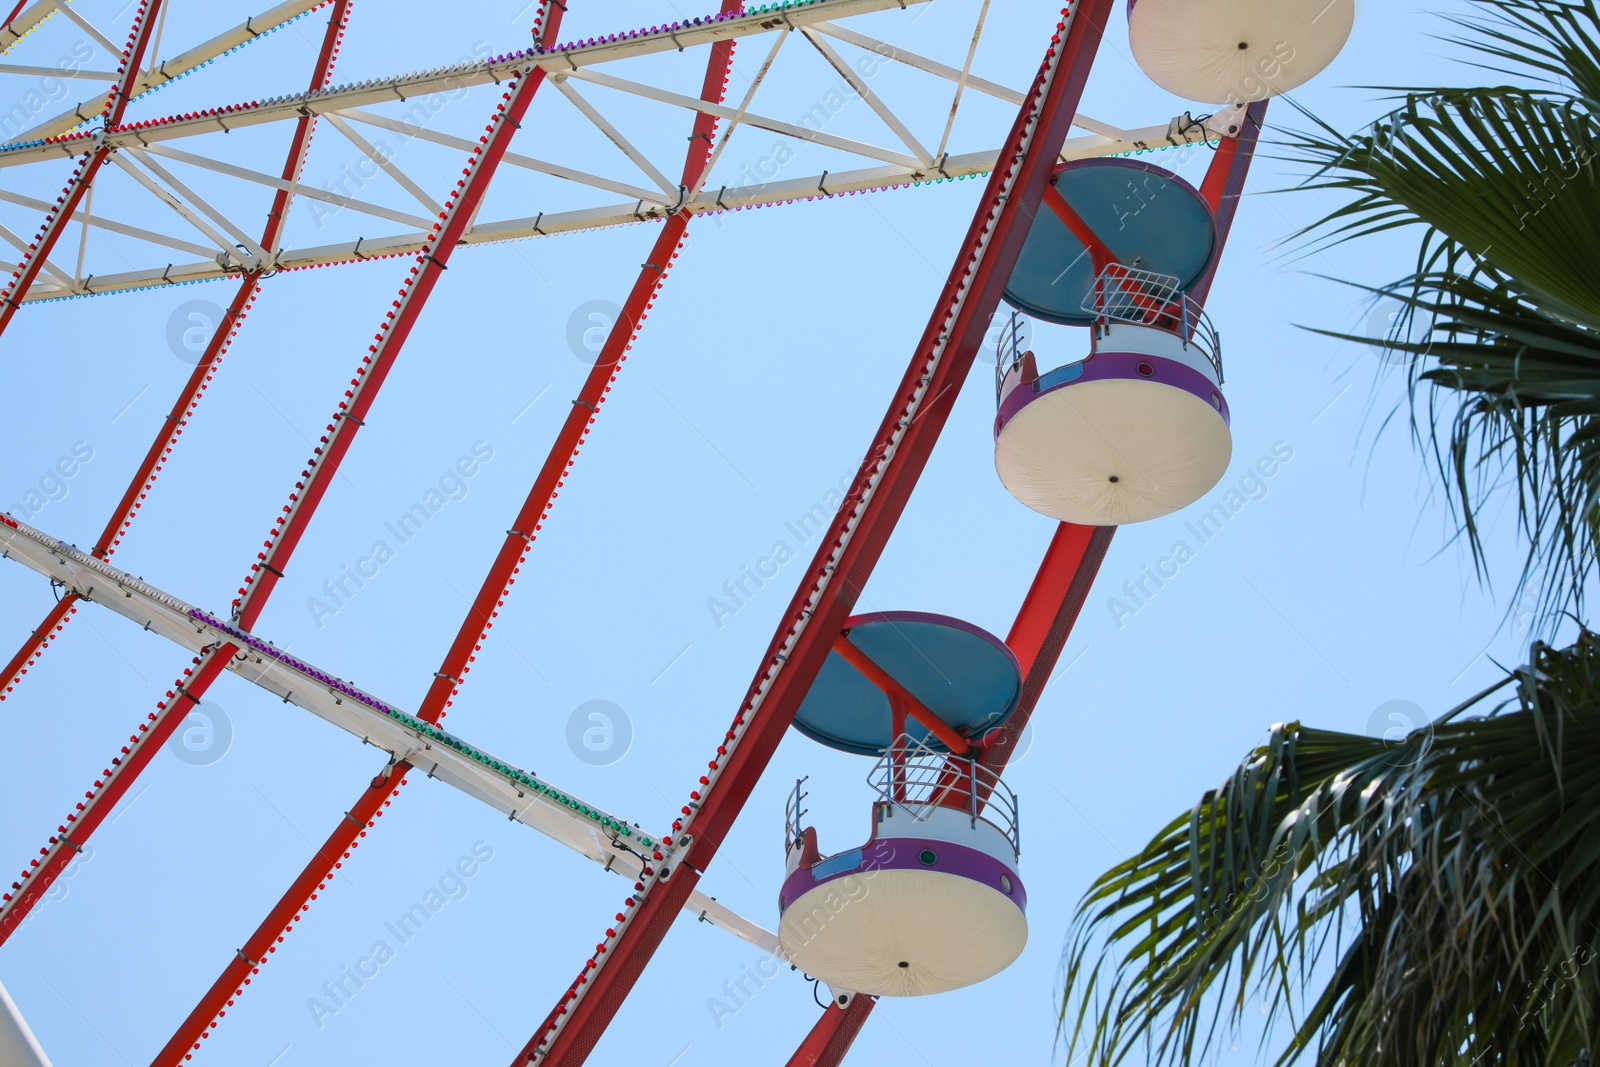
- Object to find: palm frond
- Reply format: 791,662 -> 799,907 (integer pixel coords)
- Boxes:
1059,634 -> 1600,1067
1304,267 -> 1600,626
1283,0 -> 1600,625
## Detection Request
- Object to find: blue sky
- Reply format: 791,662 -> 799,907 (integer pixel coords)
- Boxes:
0,1 -> 1564,1065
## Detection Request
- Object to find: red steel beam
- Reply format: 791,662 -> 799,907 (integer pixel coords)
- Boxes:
831,636 -> 970,755
0,596 -> 72,703
516,4 -> 1116,1064
400,0 -> 742,723
975,524 -> 1115,775
0,643 -> 233,942
148,8 -> 581,1062
0,0 -> 165,336
156,6 -> 743,1059
1186,99 -> 1269,308
0,0 -> 409,948
150,764 -> 404,1065
785,998 -> 877,1067
0,1 -> 352,704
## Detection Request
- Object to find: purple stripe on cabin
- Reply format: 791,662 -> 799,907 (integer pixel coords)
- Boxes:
779,836 -> 1026,915
995,350 -> 1230,437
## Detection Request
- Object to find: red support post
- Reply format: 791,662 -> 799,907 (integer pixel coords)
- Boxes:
0,0 -> 352,704
1186,100 -> 1269,307
516,4 -> 1116,1064
831,636 -> 971,755
152,1 -> 751,1056
1042,183 -> 1114,272
785,998 -> 878,1067
150,764 -> 403,1065
0,645 -> 235,943
0,0 -> 166,335
977,524 -> 1115,776
145,7 -> 579,1060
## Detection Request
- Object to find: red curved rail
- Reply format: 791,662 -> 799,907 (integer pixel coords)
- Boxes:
515,3 -> 1117,1063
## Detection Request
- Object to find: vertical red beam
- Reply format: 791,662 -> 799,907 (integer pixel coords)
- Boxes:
157,4 -> 737,1058
0,0 -> 165,334
1185,99 -> 1268,307
0,0 -> 352,704
975,524 -> 1114,775
517,4 -> 1116,1064
155,8 -> 741,1059
785,998 -> 877,1067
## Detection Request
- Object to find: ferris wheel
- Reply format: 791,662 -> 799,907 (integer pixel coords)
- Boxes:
0,0 -> 1354,1063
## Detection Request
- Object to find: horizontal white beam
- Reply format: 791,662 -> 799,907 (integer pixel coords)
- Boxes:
0,514 -> 780,957
16,0 -> 328,140
17,121 -> 1196,302
1,3 -> 62,57
0,0 -> 931,166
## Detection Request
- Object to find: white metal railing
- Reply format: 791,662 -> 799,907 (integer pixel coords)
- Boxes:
867,735 -> 1019,853
1080,264 -> 1223,382
993,309 -> 1033,401
785,776 -> 810,852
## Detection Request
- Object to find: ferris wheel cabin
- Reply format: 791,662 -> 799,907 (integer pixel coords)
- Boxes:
993,158 -> 1230,526
778,613 -> 1027,998
1126,0 -> 1356,104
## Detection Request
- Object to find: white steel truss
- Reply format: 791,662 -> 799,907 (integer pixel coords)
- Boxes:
0,512 -> 787,960
0,0 -> 1240,305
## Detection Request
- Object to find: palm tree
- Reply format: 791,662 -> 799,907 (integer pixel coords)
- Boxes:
1057,2 -> 1600,1063
1288,0 -> 1600,625
1059,636 -> 1600,1066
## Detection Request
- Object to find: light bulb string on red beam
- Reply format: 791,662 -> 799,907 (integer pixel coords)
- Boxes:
150,761 -> 410,1065
415,11 -> 740,724
516,4 -> 1115,1065
0,0 -> 359,945
0,644 -> 234,944
231,26 -> 562,631
0,2 -> 352,707
161,4 -> 740,1057
150,4 -> 601,1062
0,0 -> 166,336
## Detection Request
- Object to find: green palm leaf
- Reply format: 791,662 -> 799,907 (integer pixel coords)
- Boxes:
1059,636 -> 1600,1066
1282,0 -> 1600,623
